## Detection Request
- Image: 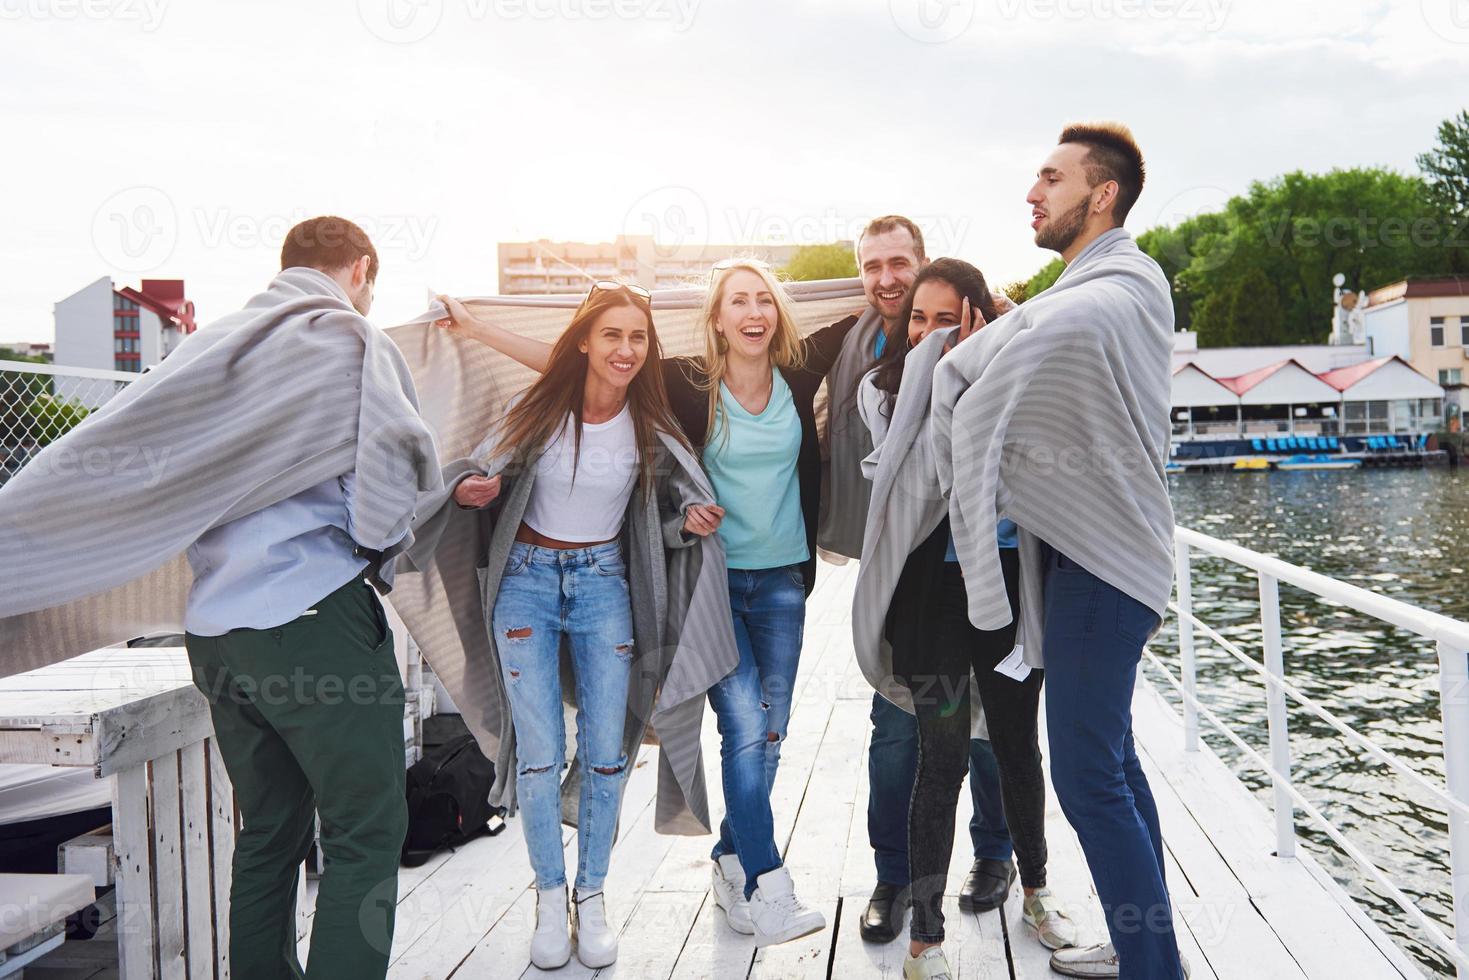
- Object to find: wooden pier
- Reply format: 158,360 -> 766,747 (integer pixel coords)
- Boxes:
30,561 -> 1425,979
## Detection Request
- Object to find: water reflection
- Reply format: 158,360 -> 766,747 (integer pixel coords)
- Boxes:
1159,467 -> 1468,977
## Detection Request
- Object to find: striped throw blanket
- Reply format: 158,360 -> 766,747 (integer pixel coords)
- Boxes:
930,228 -> 1176,665
0,268 -> 443,676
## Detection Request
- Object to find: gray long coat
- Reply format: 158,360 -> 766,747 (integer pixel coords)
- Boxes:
392,425 -> 739,835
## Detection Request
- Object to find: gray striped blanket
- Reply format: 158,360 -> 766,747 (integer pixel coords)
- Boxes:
930,229 -> 1176,665
393,424 -> 739,835
0,268 -> 443,675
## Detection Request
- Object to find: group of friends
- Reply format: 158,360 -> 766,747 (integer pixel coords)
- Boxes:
0,121 -> 1183,980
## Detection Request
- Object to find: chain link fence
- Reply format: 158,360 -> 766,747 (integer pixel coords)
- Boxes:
0,359 -> 135,486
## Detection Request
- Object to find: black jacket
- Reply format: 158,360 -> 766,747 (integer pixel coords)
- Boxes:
659,318 -> 860,595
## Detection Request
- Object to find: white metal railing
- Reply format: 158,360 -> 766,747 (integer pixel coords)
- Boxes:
1161,526 -> 1469,977
0,359 -> 136,482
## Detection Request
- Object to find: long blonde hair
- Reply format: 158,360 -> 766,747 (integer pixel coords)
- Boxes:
695,259 -> 807,446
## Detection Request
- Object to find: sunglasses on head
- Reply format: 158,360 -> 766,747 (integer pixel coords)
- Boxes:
587,280 -> 651,302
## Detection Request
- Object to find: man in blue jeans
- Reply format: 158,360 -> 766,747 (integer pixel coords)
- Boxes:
862,694 -> 1016,942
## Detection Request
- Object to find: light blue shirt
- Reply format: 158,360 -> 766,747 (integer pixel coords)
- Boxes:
703,372 -> 809,571
946,518 -> 1018,562
184,474 -> 371,636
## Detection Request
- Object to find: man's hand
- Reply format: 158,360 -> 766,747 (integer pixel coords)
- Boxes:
454,475 -> 501,509
683,503 -> 725,537
992,292 -> 1018,316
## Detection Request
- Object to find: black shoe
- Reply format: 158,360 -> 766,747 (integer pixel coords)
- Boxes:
959,858 -> 1016,912
858,881 -> 910,943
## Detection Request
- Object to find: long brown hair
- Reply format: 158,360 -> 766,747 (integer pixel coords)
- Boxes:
495,285 -> 687,495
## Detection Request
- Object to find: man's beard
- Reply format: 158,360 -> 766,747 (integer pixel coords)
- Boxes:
1035,197 -> 1089,254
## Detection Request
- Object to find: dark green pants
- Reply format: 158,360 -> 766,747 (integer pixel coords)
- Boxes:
186,578 -> 408,980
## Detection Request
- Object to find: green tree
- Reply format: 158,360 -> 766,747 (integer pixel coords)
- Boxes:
26,394 -> 89,448
780,243 -> 858,281
1025,258 -> 1064,298
1418,109 -> 1469,217
1176,168 -> 1458,345
1000,280 -> 1030,304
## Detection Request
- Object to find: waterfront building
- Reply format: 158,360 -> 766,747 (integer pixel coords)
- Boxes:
1361,276 -> 1469,430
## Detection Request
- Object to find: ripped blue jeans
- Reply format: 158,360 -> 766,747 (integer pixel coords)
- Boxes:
491,541 -> 634,893
707,564 -> 807,898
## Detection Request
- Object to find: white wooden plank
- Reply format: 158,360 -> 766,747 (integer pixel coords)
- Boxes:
112,765 -> 157,980
384,820 -> 542,978
665,898 -> 756,980
406,738 -> 666,978
749,699 -> 865,979
588,890 -> 707,980
1131,678 -> 1407,979
178,742 -> 215,980
95,687 -> 214,778
207,739 -> 235,980
151,753 -> 188,980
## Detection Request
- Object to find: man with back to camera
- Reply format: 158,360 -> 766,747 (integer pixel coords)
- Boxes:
0,215 -> 442,980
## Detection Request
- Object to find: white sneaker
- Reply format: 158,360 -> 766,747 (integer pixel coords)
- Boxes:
1022,888 -> 1079,950
1049,941 -> 1190,979
904,945 -> 954,979
530,884 -> 571,970
711,855 -> 755,935
572,889 -> 618,968
747,866 -> 826,947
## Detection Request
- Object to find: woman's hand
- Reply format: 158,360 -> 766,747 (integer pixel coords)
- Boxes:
682,503 -> 725,537
433,295 -> 489,342
454,475 -> 501,509
957,296 -> 988,342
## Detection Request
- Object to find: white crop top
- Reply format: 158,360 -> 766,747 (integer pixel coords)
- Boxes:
521,404 -> 638,542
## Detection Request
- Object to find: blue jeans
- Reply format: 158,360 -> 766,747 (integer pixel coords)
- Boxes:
707,564 -> 806,899
491,541 -> 634,893
1044,549 -> 1183,980
867,693 -> 1011,887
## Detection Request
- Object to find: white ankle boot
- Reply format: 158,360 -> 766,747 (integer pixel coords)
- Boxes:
747,866 -> 826,947
572,889 -> 618,968
531,884 -> 571,969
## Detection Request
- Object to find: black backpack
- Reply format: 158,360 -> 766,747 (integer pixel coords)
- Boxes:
401,715 -> 506,867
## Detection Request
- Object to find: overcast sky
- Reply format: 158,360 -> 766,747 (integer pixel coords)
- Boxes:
0,0 -> 1464,341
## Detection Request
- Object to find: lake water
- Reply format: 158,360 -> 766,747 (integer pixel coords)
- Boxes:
1159,466 -> 1469,976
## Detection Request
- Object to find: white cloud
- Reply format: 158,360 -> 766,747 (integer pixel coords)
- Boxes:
0,0 -> 1463,341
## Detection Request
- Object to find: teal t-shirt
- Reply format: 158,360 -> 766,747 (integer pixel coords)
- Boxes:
703,371 -> 809,570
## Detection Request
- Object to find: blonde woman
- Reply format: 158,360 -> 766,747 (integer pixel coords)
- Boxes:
436,260 -> 863,946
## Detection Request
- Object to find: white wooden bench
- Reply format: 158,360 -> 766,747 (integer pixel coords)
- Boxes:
0,872 -> 95,976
